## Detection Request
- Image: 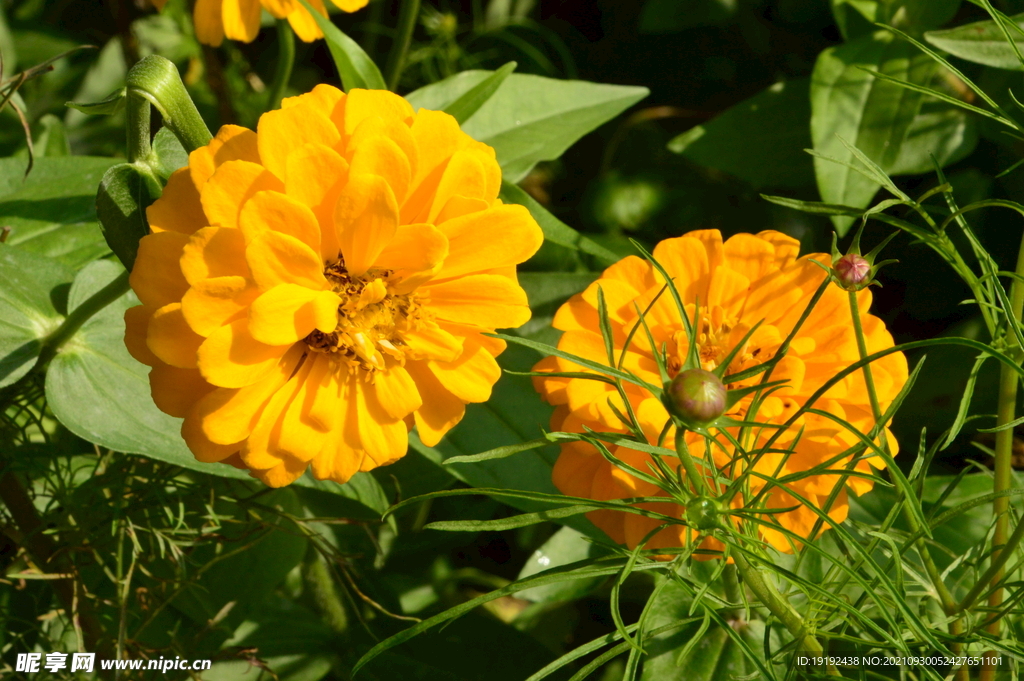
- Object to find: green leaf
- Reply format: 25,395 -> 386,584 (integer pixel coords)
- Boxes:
150,125 -> 189,181
0,244 -> 73,387
641,574 -> 779,681
516,272 -> 596,342
24,114 -> 70,158
810,31 -> 935,234
516,526 -> 608,603
668,79 -> 814,189
499,181 -> 617,267
296,0 -> 386,91
638,0 -> 738,34
925,12 -> 1024,70
885,100 -> 978,175
406,71 -> 648,183
410,345 -> 599,537
386,613 -> 556,681
43,259 -> 385,500
444,61 -> 517,125
0,156 -> 117,268
95,162 -> 161,271
66,87 -> 126,116
832,0 -> 961,40
169,488 -> 308,624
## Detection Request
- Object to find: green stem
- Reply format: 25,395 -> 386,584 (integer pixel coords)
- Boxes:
35,271 -> 131,369
674,427 -> 708,497
384,0 -> 421,91
848,290 -> 961,623
731,552 -> 840,677
266,20 -> 295,112
125,91 -> 151,165
979,231 -> 1024,681
126,55 -> 212,153
721,563 -> 741,619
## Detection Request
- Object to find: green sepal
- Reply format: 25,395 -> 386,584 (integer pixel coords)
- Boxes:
96,162 -> 162,271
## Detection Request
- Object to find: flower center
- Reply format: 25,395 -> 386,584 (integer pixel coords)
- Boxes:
666,306 -> 759,377
303,261 -> 424,373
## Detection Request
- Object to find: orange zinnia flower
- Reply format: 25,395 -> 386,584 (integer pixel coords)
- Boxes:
125,86 -> 543,487
533,230 -> 908,554
154,0 -> 367,46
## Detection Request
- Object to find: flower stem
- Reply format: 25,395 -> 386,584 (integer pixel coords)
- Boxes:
979,230 -> 1024,681
126,55 -> 213,153
674,427 -> 708,497
731,552 -> 840,677
36,271 -> 131,369
125,89 -> 151,165
847,290 -> 964,665
384,0 -> 421,91
266,20 -> 295,112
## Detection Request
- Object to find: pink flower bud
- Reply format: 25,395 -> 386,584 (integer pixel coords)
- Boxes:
667,369 -> 727,424
834,253 -> 871,289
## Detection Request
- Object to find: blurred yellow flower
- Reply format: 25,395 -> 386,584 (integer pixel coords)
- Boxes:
125,86 -> 542,487
154,0 -> 368,46
533,230 -> 907,555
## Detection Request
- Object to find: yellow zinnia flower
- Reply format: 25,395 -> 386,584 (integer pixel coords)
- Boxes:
154,0 -> 368,46
533,230 -> 908,555
125,86 -> 543,487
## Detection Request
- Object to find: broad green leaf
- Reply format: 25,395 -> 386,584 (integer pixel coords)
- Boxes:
168,488 -> 308,624
43,259 -> 386,500
380,613 -> 556,681
638,0 -> 738,34
0,156 -> 117,267
410,345 -> 599,538
517,526 -> 608,603
0,244 -> 73,387
668,79 -> 814,189
516,272 -> 595,342
95,162 -> 161,271
500,181 -> 617,267
832,0 -> 961,40
406,71 -> 649,183
151,125 -> 189,180
205,602 -> 336,681
296,0 -> 386,91
15,114 -> 71,158
641,574 -> 779,681
925,13 -> 1024,70
444,61 -> 517,124
886,100 -> 978,175
811,31 -> 935,233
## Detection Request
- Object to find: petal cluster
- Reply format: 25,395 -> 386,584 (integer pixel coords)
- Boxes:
126,86 -> 543,487
159,0 -> 368,45
533,230 -> 908,554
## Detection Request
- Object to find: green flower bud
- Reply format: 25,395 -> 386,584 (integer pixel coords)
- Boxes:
667,368 -> 727,424
686,496 -> 721,531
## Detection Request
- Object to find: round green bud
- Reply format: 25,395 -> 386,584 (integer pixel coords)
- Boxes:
667,368 -> 727,424
685,496 -> 721,531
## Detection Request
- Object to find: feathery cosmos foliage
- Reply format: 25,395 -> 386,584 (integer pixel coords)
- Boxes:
153,0 -> 368,45
124,85 -> 543,487
533,230 -> 908,554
